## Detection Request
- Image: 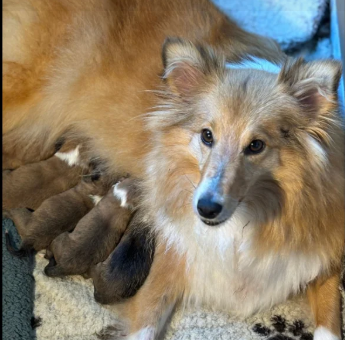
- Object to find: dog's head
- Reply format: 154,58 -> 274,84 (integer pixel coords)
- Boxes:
145,38 -> 343,233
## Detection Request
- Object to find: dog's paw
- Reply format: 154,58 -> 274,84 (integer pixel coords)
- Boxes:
125,327 -> 155,340
313,326 -> 340,340
96,322 -> 127,340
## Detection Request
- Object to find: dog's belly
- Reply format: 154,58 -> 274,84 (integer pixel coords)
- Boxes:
186,244 -> 323,316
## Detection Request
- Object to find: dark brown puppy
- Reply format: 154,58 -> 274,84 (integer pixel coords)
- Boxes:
2,140 -> 85,211
90,210 -> 155,305
4,178 -> 110,257
44,178 -> 140,277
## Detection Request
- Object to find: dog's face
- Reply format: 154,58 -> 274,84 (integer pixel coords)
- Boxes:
146,38 -> 342,230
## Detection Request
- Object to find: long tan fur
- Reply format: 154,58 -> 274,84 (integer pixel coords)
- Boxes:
3,1 -> 344,340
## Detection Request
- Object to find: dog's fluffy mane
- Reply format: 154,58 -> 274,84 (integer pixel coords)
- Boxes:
143,45 -> 344,263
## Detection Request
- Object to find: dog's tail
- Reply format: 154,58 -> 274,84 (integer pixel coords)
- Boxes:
204,2 -> 286,64
5,230 -> 33,258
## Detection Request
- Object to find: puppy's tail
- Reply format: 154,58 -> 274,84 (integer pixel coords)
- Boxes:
5,230 -> 33,258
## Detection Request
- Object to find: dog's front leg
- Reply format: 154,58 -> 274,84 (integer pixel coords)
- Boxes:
113,243 -> 185,340
307,272 -> 342,340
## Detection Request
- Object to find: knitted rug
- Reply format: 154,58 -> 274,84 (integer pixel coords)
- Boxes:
32,253 -> 344,340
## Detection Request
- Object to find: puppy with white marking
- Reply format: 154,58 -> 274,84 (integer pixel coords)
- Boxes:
3,140 -> 86,211
90,209 -> 155,305
4,178 -> 110,257
44,178 -> 140,277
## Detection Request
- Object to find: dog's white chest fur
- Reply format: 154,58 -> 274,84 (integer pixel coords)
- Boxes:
159,213 -> 323,316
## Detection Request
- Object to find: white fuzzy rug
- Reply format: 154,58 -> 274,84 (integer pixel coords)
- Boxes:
34,255 -> 318,340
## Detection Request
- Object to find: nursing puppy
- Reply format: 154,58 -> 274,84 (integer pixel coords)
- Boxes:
3,145 -> 82,211
2,132 -> 79,170
44,178 -> 140,277
2,136 -> 101,211
4,178 -> 110,257
90,210 -> 155,305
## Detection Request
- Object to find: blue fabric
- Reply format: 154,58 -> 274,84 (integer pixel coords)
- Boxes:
226,57 -> 282,73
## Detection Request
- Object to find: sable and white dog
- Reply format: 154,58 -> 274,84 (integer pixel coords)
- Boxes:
3,1 -> 344,339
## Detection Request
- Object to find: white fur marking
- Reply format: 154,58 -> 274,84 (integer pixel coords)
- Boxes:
314,326 -> 340,340
226,56 -> 281,74
113,183 -> 128,208
126,327 -> 155,340
89,195 -> 103,206
55,145 -> 80,166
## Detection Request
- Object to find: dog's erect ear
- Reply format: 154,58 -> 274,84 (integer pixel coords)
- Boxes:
162,37 -> 223,97
278,58 -> 342,116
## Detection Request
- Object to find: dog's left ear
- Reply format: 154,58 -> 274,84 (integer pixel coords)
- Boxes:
162,37 -> 223,98
278,58 -> 342,117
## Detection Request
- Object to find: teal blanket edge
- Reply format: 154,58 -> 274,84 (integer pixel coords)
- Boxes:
2,218 -> 35,340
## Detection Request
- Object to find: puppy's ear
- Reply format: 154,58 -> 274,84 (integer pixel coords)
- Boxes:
162,37 -> 223,97
278,58 -> 342,117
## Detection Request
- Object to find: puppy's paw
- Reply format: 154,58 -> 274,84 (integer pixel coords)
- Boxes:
313,326 -> 340,340
37,250 -> 46,258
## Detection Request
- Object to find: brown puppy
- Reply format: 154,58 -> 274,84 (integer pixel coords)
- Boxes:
2,139 -> 88,211
4,178 -> 110,257
90,210 -> 155,305
44,178 -> 140,277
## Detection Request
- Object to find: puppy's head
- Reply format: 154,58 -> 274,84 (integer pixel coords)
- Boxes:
146,38 -> 343,231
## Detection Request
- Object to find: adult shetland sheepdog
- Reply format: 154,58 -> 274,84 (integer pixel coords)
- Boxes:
3,1 -> 344,339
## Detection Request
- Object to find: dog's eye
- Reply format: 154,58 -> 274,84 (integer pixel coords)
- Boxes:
201,129 -> 213,147
245,140 -> 265,155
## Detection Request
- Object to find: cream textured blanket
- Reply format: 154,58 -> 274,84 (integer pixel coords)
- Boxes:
34,255 -> 320,340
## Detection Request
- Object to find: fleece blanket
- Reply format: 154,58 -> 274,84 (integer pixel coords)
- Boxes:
214,0 -> 328,51
6,232 -> 340,340
32,255 -> 316,340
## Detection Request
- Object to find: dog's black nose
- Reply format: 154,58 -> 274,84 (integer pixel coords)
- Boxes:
197,198 -> 222,219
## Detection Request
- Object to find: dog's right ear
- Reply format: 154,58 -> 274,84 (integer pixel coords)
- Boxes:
162,37 -> 223,98
278,58 -> 342,119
